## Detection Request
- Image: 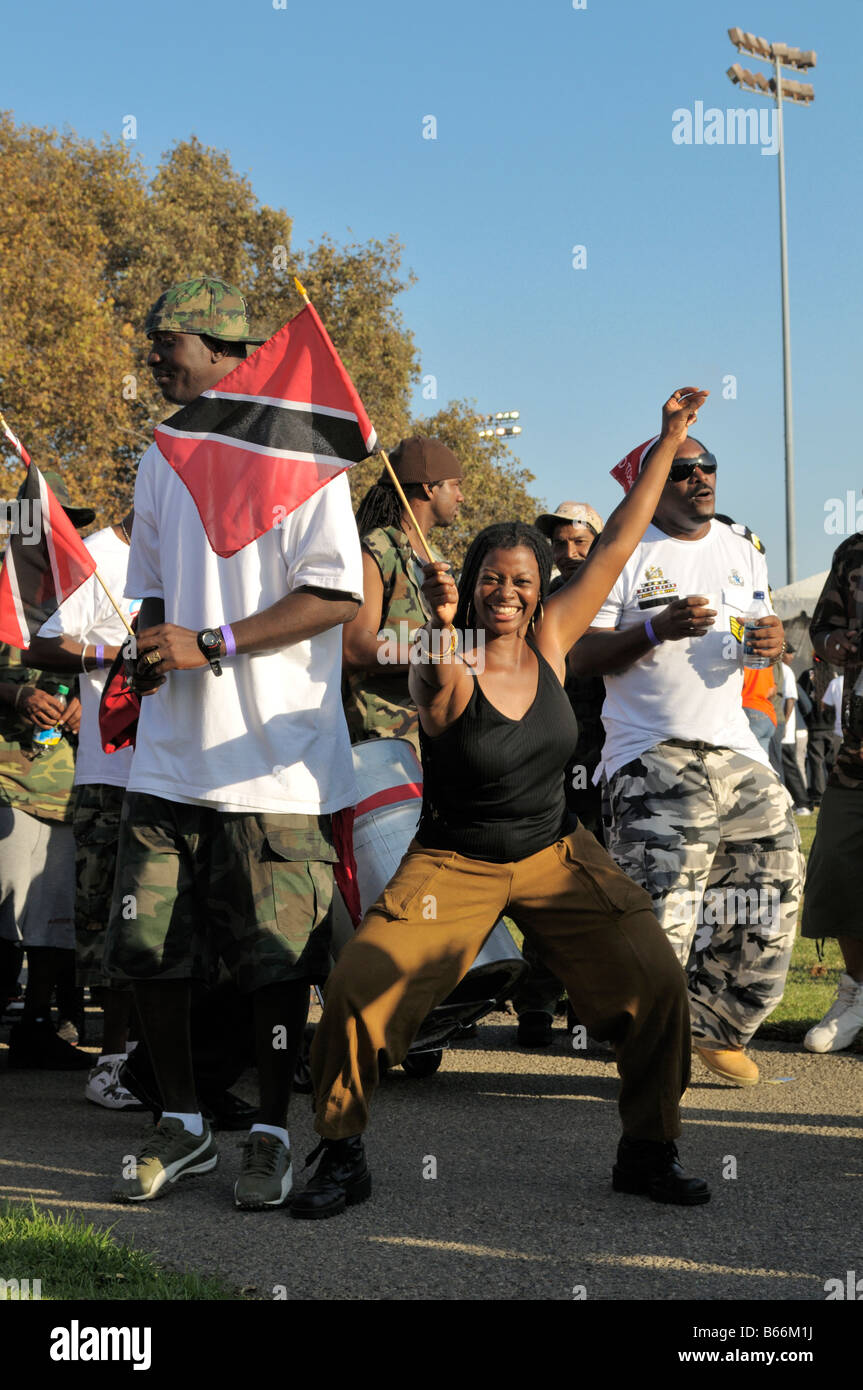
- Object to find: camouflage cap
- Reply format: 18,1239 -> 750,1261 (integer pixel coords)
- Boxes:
145,277 -> 267,344
535,501 -> 604,538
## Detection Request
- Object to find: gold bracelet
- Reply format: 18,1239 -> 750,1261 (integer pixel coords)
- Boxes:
427,627 -> 458,663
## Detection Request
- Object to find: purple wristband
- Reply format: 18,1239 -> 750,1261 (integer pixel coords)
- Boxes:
219,624 -> 236,657
95,644 -> 105,668
644,618 -> 663,648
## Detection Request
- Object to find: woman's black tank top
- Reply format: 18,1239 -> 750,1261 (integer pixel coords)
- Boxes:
417,640 -> 578,862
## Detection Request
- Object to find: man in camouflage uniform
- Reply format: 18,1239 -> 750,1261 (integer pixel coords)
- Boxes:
103,278 -> 364,1207
0,473 -> 93,1069
343,437 -> 464,756
799,540 -> 863,1051
572,433 -> 802,1087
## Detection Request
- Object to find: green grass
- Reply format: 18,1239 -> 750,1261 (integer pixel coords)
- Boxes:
0,1201 -> 244,1300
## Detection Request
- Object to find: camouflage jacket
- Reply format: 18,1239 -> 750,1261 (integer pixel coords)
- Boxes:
343,526 -> 441,755
0,643 -> 76,823
809,535 -> 863,790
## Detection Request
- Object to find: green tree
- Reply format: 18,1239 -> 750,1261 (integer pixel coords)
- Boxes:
0,119 -> 417,520
0,114 -> 538,558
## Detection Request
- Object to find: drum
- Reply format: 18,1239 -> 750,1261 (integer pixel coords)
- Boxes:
331,738 -> 526,1054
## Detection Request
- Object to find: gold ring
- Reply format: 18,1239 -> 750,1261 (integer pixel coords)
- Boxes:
141,649 -> 162,667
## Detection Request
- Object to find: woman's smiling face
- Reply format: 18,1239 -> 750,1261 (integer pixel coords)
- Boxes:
473,545 -> 541,636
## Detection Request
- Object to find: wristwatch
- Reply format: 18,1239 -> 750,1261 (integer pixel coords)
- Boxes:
196,628 -> 224,677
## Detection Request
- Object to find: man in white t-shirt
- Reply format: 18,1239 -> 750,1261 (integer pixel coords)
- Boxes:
571,434 -> 803,1088
101,277 -> 364,1209
32,513 -> 140,1109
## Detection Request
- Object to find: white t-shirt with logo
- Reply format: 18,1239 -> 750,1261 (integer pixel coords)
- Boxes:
592,520 -> 772,780
124,444 -> 363,815
38,528 -> 140,789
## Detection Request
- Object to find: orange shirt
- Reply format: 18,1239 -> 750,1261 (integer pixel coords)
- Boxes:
742,666 -> 777,725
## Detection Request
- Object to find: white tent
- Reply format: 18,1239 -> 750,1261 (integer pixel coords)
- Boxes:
771,571 -> 830,671
771,571 -> 830,623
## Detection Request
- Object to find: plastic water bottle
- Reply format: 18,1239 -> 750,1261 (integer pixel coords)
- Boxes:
32,684 -> 70,749
742,592 -> 771,668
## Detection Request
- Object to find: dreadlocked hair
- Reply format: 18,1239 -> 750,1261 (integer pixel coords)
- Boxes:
354,474 -> 426,538
455,522 -> 552,630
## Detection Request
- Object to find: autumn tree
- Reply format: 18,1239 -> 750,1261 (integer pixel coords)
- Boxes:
0,113 -> 541,546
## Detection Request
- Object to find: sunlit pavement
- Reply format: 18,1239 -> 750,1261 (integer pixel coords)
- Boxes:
2,1010 -> 860,1301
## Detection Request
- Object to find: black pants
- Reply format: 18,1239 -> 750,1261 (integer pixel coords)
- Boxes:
124,978 -> 255,1110
806,729 -> 840,806
782,743 -> 809,810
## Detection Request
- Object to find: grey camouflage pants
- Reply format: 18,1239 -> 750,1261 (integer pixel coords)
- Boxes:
603,741 -> 803,1049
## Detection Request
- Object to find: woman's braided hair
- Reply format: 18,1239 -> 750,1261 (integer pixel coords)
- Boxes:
455,522 -> 552,629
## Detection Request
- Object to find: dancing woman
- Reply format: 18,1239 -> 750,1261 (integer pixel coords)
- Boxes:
292,387 -> 712,1218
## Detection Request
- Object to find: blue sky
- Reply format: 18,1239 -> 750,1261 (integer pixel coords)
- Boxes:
5,0 -> 860,584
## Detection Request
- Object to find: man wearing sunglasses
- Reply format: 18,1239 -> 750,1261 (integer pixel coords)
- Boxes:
571,431 -> 802,1089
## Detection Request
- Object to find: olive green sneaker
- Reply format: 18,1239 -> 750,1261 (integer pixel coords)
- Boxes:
113,1118 -> 218,1203
234,1132 -> 293,1210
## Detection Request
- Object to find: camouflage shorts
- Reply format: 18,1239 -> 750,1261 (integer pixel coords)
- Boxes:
103,793 -> 337,993
72,782 -> 126,987
603,742 -> 804,1049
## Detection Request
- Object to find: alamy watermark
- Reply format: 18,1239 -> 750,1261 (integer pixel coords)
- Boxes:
0,499 -> 42,544
1,1277 -> 41,1299
672,101 -> 778,156
825,491 -> 863,536
376,621 -> 487,674
671,886 -> 780,929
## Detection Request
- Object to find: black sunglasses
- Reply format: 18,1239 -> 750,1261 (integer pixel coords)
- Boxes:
669,452 -> 718,483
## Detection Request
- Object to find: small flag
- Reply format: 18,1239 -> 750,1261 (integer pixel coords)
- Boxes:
0,465 -> 97,648
154,300 -> 377,558
610,436 -> 660,494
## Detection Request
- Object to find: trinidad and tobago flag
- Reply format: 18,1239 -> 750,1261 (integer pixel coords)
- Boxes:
0,464 -> 96,648
154,300 -> 377,558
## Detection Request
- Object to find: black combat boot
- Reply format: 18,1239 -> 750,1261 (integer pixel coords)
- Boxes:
612,1137 -> 711,1206
289,1136 -> 371,1219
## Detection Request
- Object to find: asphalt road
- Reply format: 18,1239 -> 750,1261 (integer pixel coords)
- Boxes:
2,1007 -> 861,1303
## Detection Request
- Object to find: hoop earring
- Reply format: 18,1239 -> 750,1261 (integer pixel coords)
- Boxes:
530,599 -> 545,630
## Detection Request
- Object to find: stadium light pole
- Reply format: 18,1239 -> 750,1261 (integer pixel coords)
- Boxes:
727,28 -> 815,583
477,410 -> 522,441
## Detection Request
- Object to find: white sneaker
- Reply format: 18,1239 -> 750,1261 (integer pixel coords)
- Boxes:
85,1055 -> 145,1110
803,973 -> 863,1053
794,807 -> 811,816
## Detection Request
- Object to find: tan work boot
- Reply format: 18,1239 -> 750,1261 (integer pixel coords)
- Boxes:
693,1044 -> 759,1087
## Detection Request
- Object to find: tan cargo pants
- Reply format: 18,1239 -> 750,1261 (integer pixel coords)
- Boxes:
311,824 -> 690,1142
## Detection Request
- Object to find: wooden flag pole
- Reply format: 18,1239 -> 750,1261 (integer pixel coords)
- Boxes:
375,448 -> 435,562
94,570 -> 135,637
291,277 -> 436,563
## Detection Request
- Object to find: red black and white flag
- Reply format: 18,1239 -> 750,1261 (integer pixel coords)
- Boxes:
0,464 -> 96,648
154,300 -> 377,558
610,436 -> 660,494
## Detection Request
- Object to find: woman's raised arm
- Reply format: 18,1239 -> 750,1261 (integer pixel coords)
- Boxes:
536,386 -> 708,662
